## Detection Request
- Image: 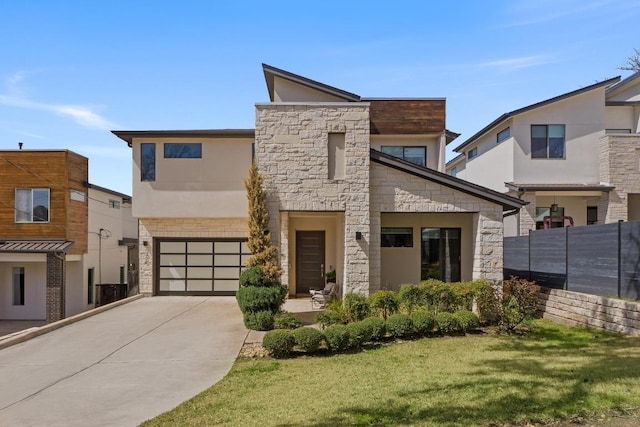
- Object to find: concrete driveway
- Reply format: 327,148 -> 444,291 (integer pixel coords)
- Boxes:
0,296 -> 247,427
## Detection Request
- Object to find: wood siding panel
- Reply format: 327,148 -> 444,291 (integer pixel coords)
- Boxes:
369,100 -> 445,135
65,151 -> 88,254
0,151 -> 88,254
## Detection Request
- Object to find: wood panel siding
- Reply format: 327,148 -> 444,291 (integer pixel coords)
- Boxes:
369,99 -> 446,135
0,151 -> 88,254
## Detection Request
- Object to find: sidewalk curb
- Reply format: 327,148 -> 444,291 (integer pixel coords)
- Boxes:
0,294 -> 145,351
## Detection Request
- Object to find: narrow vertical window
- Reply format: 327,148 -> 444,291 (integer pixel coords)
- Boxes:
120,265 -> 126,285
141,143 -> 156,181
587,206 -> 598,225
88,267 -> 95,304
328,133 -> 345,180
13,267 -> 25,306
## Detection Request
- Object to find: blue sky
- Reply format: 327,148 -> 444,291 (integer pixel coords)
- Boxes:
1,0 -> 639,195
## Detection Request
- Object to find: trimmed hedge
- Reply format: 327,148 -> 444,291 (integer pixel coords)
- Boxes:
243,310 -> 274,331
435,312 -> 459,335
362,316 -> 386,341
346,321 -> 373,348
315,310 -> 345,330
411,310 -> 435,336
262,329 -> 295,358
453,309 -> 480,333
292,327 -> 324,353
274,312 -> 303,330
236,285 -> 288,314
324,325 -> 351,352
385,313 -> 414,339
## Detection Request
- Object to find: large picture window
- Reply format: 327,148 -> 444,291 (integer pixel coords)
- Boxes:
381,227 -> 413,247
381,146 -> 426,167
141,143 -> 156,181
421,228 -> 461,282
164,143 -> 202,158
15,188 -> 50,222
531,125 -> 565,159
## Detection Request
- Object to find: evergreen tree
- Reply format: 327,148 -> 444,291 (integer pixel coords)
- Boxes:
244,162 -> 282,281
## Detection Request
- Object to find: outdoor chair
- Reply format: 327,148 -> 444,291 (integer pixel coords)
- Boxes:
310,282 -> 338,309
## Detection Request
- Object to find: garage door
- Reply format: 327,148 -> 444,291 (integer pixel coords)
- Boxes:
156,239 -> 250,295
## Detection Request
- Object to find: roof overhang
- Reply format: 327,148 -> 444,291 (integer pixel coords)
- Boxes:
371,149 -> 526,211
0,240 -> 74,253
262,63 -> 360,102
112,129 -> 255,147
506,182 -> 615,193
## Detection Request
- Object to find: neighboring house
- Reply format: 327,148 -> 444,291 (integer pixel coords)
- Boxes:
446,72 -> 640,236
113,64 -> 524,298
0,150 -> 137,322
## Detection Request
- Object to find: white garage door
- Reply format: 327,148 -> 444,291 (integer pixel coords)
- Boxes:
156,239 -> 250,295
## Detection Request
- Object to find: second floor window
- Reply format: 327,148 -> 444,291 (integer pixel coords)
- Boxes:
467,147 -> 478,159
497,127 -> 510,143
109,199 -> 121,209
141,143 -> 156,181
164,143 -> 202,158
15,188 -> 50,222
381,146 -> 426,167
531,124 -> 565,159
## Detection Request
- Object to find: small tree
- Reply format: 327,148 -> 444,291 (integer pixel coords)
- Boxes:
619,48 -> 640,72
245,162 -> 282,282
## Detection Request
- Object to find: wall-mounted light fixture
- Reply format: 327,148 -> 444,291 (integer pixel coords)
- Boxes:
355,231 -> 362,240
551,203 -> 558,213
143,240 -> 149,246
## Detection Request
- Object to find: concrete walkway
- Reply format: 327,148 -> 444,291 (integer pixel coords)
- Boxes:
0,296 -> 247,427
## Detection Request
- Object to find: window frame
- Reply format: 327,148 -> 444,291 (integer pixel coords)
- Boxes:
380,145 -> 427,167
497,127 -> 510,143
381,227 -> 414,248
140,143 -> 156,182
163,143 -> 203,159
15,188 -> 50,223
467,147 -> 478,160
531,124 -> 565,159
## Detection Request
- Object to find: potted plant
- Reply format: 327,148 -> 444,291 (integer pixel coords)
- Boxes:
325,269 -> 336,284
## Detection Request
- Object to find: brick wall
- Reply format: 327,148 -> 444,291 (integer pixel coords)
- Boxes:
46,253 -> 65,322
539,288 -> 640,335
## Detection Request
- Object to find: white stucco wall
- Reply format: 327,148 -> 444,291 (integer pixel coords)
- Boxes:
0,255 -> 46,320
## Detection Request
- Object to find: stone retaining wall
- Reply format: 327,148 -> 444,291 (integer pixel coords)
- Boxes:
538,287 -> 640,335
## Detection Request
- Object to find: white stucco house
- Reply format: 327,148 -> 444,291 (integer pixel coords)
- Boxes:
113,64 -> 524,298
447,71 -> 640,236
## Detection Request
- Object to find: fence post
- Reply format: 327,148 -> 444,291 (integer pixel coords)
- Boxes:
618,220 -> 622,298
528,228 -> 532,281
565,226 -> 569,291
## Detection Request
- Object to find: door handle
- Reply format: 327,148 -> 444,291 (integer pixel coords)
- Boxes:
320,264 -> 324,278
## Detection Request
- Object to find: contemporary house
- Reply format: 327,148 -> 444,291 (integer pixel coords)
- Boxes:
113,64 -> 524,298
0,150 -> 137,322
447,72 -> 640,236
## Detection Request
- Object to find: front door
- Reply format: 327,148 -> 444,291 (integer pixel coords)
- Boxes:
296,231 -> 325,295
421,228 -> 461,282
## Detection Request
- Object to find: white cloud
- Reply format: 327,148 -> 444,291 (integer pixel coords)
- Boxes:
503,0 -> 617,27
478,55 -> 551,71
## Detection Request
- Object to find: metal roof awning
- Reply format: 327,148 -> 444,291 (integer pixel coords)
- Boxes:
0,240 -> 75,253
506,183 -> 615,192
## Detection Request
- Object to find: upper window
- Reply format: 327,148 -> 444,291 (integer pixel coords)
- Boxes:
449,166 -> 457,177
467,147 -> 478,159
15,188 -> 50,222
164,143 -> 202,158
381,227 -> 413,247
605,129 -> 632,135
141,143 -> 156,181
381,146 -> 426,167
497,127 -> 510,143
531,124 -> 565,159
109,199 -> 121,209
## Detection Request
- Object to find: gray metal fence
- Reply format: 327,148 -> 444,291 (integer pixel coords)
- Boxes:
504,221 -> 640,300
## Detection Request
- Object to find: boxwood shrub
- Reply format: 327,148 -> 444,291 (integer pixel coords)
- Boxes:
315,310 -> 345,330
453,309 -> 480,333
262,329 -> 295,358
273,312 -> 303,330
236,285 -> 288,314
361,316 -> 386,341
435,312 -> 459,335
343,293 -> 371,322
346,321 -> 373,348
411,310 -> 435,336
292,327 -> 324,353
243,310 -> 274,331
324,324 -> 351,352
385,313 -> 414,339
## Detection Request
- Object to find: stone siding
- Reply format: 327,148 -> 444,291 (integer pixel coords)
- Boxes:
255,103 -> 371,295
370,163 -> 504,285
599,134 -> 640,222
539,287 -> 640,335
138,217 -> 247,295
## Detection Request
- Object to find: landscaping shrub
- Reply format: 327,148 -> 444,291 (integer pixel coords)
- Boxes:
399,284 -> 424,314
236,285 -> 288,314
411,310 -> 435,336
369,289 -> 399,320
501,276 -> 540,332
435,312 -> 460,335
315,310 -> 346,330
273,312 -> 303,330
262,329 -> 295,358
346,321 -> 373,348
361,316 -> 386,341
239,265 -> 268,288
385,313 -> 414,339
243,310 -> 275,331
292,327 -> 324,353
324,325 -> 351,352
453,309 -> 480,333
343,293 -> 371,322
474,281 -> 502,325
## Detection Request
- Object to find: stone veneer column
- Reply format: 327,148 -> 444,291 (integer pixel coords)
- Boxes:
598,135 -> 640,222
138,219 -> 153,295
368,210 -> 381,292
279,211 -> 289,292
518,192 -> 536,235
472,208 -> 504,284
46,253 -> 65,322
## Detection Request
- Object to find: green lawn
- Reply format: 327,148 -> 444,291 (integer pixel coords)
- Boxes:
142,320 -> 640,426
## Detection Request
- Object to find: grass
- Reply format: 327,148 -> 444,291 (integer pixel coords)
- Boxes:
141,320 -> 640,426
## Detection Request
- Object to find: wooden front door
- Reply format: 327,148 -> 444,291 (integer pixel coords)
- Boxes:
296,231 -> 326,295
